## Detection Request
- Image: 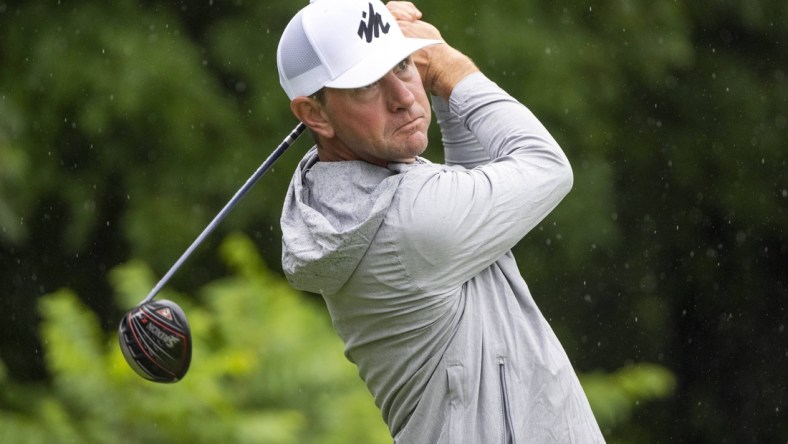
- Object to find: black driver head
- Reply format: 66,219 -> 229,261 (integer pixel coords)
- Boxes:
118,299 -> 192,383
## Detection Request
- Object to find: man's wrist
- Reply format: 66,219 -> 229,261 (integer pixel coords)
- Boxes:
427,46 -> 480,100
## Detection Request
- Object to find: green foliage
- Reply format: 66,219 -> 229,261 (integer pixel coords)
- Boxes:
0,235 -> 390,444
0,0 -> 297,267
581,363 -> 676,431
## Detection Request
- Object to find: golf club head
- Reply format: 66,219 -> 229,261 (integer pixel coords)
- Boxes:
118,299 -> 192,383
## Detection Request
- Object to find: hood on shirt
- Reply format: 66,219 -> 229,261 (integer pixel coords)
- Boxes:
280,148 -> 404,296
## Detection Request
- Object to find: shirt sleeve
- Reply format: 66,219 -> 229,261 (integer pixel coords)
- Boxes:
396,73 -> 574,295
432,94 -> 492,169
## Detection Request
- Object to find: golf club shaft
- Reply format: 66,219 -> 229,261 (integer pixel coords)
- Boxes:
140,122 -> 307,305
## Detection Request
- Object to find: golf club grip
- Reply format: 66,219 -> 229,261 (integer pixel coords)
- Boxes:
139,122 -> 308,305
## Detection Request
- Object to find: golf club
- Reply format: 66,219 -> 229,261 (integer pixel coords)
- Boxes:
118,122 -> 307,383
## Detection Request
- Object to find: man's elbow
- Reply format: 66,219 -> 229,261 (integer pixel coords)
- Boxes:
552,147 -> 574,198
560,160 -> 574,196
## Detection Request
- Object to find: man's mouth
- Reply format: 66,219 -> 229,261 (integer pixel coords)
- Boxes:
396,116 -> 424,134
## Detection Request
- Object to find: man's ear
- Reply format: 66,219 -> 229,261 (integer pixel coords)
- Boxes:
290,97 -> 334,139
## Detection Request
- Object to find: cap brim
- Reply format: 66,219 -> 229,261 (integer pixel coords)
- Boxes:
324,38 -> 443,90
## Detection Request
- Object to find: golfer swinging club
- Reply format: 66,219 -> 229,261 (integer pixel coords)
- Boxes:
278,0 -> 605,442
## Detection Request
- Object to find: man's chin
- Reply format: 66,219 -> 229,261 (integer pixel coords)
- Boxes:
404,132 -> 429,156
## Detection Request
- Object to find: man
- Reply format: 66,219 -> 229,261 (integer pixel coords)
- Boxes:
278,0 -> 605,442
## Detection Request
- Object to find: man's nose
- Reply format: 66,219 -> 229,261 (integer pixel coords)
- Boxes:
381,73 -> 416,111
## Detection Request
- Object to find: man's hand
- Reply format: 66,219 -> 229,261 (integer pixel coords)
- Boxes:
387,1 -> 479,99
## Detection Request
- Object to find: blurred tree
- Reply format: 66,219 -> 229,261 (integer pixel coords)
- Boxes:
0,0 -> 305,379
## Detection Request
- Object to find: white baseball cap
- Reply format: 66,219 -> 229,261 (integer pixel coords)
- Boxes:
277,0 -> 442,100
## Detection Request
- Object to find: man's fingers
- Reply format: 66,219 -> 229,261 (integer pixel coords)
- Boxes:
386,1 -> 422,22
396,19 -> 443,41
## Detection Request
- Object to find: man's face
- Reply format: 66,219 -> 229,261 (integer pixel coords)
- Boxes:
319,57 -> 431,166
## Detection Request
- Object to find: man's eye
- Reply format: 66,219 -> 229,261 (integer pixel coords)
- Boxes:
395,58 -> 410,72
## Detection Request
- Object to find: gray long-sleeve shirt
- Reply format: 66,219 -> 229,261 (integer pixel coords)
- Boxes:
281,73 -> 604,443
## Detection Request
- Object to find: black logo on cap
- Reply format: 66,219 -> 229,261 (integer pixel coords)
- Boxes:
357,2 -> 390,43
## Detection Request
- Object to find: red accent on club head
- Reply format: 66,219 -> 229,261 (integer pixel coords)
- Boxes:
156,307 -> 173,321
